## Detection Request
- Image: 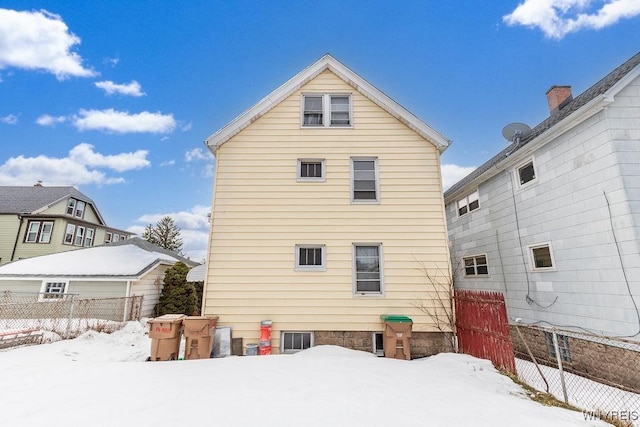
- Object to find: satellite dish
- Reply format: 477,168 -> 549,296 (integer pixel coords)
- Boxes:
501,122 -> 532,143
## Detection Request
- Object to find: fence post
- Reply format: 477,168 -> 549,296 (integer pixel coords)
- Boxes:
65,295 -> 75,339
552,328 -> 569,404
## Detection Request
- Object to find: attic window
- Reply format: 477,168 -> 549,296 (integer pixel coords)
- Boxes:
302,94 -> 351,127
66,198 -> 86,218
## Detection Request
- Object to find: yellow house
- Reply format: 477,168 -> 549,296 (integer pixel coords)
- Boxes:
203,55 -> 453,357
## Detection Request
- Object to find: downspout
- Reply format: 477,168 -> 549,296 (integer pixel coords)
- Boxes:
10,215 -> 24,262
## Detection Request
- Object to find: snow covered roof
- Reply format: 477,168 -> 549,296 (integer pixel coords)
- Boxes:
205,54 -> 451,153
0,238 -> 195,279
186,264 -> 206,282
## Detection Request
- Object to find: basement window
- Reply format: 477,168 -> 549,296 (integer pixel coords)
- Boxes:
373,332 -> 384,356
545,332 -> 571,362
281,332 -> 313,353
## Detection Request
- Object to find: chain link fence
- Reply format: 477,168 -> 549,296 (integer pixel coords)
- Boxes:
0,291 -> 143,350
512,324 -> 640,426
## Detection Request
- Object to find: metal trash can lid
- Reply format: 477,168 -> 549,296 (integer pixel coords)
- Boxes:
380,315 -> 413,323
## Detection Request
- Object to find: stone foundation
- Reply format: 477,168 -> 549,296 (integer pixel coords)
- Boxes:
313,330 -> 453,359
511,325 -> 640,392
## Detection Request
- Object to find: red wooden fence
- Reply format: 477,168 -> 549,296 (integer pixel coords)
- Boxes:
454,289 -> 516,374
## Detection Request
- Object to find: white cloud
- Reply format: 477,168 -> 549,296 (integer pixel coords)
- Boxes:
73,109 -> 176,134
0,143 -> 149,186
0,8 -> 96,79
69,143 -> 150,172
36,114 -> 67,126
95,80 -> 145,97
504,0 -> 640,39
441,164 -> 477,191
1,114 -> 17,124
185,148 -> 213,162
160,160 -> 176,167
132,205 -> 211,261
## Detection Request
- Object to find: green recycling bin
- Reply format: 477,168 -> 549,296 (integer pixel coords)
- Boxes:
380,315 -> 413,360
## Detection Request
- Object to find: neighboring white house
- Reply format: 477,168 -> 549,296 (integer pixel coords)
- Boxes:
443,51 -> 640,389
0,237 -> 199,317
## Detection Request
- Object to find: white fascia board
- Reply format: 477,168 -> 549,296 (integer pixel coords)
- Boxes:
205,54 -> 451,153
0,276 -> 138,281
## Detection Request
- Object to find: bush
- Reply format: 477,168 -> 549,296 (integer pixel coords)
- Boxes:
155,262 -> 199,316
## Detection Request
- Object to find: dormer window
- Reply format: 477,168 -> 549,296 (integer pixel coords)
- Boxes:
66,198 -> 86,218
302,94 -> 352,127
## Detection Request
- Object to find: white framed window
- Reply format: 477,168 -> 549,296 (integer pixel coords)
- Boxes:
463,254 -> 488,277
75,200 -> 86,218
39,280 -> 68,300
516,158 -> 537,188
113,234 -> 120,242
301,94 -> 352,127
295,244 -> 326,271
105,232 -> 112,244
373,332 -> 384,356
120,234 -> 127,241
528,243 -> 555,271
84,228 -> 95,247
281,332 -> 313,353
353,243 -> 383,295
351,157 -> 379,203
66,198 -> 76,215
64,224 -> 76,245
297,159 -> 325,182
457,190 -> 479,216
74,226 -> 85,246
25,221 -> 53,243
545,332 -> 571,362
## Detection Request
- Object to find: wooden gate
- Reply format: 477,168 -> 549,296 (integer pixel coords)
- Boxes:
454,289 -> 515,373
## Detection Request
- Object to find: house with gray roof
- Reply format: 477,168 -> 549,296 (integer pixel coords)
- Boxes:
0,185 -> 133,265
444,52 -> 640,379
0,237 -> 199,317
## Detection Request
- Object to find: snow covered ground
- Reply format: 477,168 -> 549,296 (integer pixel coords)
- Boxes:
0,321 -> 609,427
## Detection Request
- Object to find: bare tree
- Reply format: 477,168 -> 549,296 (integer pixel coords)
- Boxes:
142,216 -> 183,252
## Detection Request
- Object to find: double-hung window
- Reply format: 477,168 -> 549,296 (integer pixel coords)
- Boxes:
302,94 -> 351,127
25,221 -> 53,243
297,159 -> 325,181
354,244 -> 383,294
84,228 -> 95,247
457,190 -> 479,216
351,157 -> 379,202
295,245 -> 326,271
463,254 -> 488,277
74,226 -> 85,246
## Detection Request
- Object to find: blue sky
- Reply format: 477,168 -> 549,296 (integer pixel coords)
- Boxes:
1,1 -> 639,261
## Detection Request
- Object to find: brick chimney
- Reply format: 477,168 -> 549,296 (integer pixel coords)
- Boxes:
546,85 -> 572,115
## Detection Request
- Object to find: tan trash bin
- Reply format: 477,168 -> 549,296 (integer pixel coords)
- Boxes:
148,314 -> 186,361
183,316 -> 219,360
380,315 -> 413,360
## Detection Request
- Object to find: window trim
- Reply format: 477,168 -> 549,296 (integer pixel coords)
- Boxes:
301,93 -> 353,128
74,200 -> 86,219
39,280 -> 68,301
66,198 -> 76,216
295,244 -> 326,271
528,242 -> 555,271
353,243 -> 384,296
84,228 -> 95,247
350,157 -> 380,204
515,157 -> 538,189
105,232 -> 112,244
281,331 -> 314,354
24,220 -> 54,244
457,190 -> 480,217
463,254 -> 489,277
64,224 -> 76,245
297,158 -> 326,182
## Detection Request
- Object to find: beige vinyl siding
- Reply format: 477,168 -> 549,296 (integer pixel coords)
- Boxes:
131,264 -> 172,317
13,218 -> 72,261
0,216 -> 20,265
204,70 -> 451,352
67,280 -> 127,298
0,280 -> 42,293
